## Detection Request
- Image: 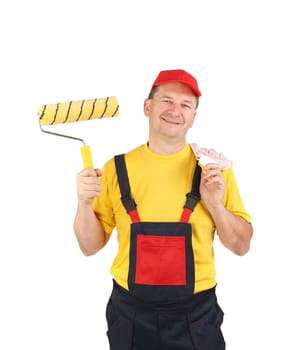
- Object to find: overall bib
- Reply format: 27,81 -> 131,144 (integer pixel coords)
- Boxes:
105,154 -> 225,350
114,153 -> 201,301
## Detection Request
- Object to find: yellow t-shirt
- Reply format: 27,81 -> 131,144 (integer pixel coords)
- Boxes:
93,143 -> 251,293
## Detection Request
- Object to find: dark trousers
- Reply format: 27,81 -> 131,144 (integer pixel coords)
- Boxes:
105,280 -> 225,350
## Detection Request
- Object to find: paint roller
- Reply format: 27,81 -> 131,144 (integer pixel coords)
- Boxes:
38,96 -> 119,168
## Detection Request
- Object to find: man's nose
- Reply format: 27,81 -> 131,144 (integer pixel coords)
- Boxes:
167,102 -> 182,116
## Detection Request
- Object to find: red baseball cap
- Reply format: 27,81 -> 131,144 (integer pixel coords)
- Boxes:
152,69 -> 201,97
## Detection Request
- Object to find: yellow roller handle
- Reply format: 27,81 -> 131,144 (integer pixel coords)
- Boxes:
81,145 -> 94,169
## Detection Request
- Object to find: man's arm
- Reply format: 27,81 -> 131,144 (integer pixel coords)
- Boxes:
207,205 -> 253,255
200,163 -> 253,256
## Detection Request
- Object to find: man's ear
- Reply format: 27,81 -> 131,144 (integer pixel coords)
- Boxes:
144,99 -> 151,116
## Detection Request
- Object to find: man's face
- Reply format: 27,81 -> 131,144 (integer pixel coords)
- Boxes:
144,82 -> 198,141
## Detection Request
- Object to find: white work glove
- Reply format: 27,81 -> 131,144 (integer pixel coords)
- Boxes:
190,143 -> 232,170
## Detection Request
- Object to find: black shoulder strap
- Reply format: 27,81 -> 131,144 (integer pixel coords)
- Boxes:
114,154 -> 137,213
184,160 -> 202,210
180,161 -> 202,223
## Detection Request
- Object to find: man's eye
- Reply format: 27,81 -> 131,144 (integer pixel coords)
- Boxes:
182,104 -> 191,109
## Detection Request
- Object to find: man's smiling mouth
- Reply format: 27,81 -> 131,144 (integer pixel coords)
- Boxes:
161,117 -> 181,125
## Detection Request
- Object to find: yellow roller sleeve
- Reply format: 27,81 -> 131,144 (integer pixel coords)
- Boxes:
38,96 -> 119,126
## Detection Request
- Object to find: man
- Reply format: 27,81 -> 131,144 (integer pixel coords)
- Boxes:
74,69 -> 253,350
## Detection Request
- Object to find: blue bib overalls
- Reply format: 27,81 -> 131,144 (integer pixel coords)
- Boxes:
105,154 -> 225,350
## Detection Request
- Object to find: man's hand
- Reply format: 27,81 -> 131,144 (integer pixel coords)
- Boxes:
200,163 -> 225,210
76,168 -> 102,205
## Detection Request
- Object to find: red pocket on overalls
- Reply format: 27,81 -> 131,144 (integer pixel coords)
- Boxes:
128,222 -> 195,301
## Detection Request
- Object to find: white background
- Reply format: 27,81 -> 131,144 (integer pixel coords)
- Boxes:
1,0 -> 300,349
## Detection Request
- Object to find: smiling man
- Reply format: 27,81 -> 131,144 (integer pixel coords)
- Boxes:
73,69 -> 253,350
145,71 -> 199,154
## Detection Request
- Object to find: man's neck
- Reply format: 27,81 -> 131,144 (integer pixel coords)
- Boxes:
147,139 -> 186,156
